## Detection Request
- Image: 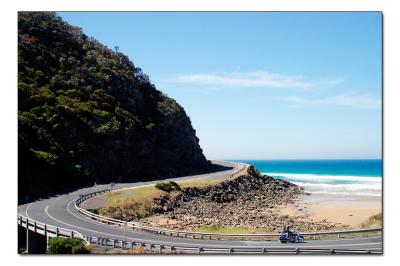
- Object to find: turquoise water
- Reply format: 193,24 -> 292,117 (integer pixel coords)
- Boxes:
235,160 -> 382,196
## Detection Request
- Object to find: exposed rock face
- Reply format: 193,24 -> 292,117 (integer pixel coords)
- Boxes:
141,168 -> 341,232
152,169 -> 301,212
18,12 -> 210,203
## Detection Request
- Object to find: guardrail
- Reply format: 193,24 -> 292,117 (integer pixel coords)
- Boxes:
75,189 -> 383,241
18,163 -> 382,254
18,214 -> 86,242
83,235 -> 382,254
17,211 -> 382,254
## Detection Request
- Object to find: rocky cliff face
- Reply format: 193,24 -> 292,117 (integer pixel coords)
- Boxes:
18,12 -> 210,202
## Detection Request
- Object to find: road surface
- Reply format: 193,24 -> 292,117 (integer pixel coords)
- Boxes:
18,161 -> 382,251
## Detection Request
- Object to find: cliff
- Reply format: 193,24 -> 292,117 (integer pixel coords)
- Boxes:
18,12 -> 210,202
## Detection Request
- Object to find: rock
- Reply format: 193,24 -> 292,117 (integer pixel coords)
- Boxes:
138,169 -> 340,232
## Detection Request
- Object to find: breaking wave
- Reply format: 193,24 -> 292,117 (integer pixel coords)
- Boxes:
263,172 -> 382,196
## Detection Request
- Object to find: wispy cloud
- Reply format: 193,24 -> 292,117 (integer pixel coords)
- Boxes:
277,93 -> 381,109
167,71 -> 343,89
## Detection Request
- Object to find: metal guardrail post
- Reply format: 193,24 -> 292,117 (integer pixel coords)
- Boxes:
56,227 -> 59,237
34,221 -> 37,232
25,218 -> 29,254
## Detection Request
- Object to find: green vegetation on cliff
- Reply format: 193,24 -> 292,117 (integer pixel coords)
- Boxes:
18,12 -> 210,202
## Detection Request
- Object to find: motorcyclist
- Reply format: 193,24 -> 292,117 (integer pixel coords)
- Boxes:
286,226 -> 293,238
282,226 -> 287,234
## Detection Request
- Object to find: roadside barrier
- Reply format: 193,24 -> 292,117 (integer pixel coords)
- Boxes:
83,235 -> 383,254
18,206 -> 382,254
18,214 -> 86,243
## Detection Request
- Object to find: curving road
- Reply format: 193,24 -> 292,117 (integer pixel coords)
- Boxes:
18,161 -> 382,252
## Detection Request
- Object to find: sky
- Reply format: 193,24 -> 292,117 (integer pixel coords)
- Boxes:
59,12 -> 382,160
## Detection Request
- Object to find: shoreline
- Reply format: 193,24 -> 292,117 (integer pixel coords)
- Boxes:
280,192 -> 382,229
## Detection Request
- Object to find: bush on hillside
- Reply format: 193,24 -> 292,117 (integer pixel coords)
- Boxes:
47,237 -> 90,254
155,181 -> 181,193
247,165 -> 261,176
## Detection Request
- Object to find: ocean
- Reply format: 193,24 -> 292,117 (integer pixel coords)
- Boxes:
235,160 -> 382,196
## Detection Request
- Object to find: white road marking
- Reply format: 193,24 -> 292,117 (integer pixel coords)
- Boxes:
25,202 -> 33,220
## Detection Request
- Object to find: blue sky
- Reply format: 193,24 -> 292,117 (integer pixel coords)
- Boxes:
59,12 -> 382,160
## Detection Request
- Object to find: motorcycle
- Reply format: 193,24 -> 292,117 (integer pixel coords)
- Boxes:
279,231 -> 304,243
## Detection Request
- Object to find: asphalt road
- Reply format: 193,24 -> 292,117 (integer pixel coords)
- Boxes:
18,161 -> 382,251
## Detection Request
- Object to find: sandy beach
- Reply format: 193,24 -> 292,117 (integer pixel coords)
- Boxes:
280,193 -> 382,229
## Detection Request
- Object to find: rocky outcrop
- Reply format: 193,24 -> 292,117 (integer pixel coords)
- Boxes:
141,168 -> 342,232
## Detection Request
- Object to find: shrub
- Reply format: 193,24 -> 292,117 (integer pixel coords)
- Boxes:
247,165 -> 260,176
145,123 -> 156,130
65,89 -> 84,100
31,149 -> 58,165
155,181 -> 181,192
168,181 -> 182,191
93,118 -> 121,135
47,237 -> 90,254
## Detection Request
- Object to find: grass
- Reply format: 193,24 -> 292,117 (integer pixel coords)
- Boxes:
193,226 -> 273,234
104,176 -> 232,208
105,185 -> 164,208
103,164 -> 250,209
179,177 -> 227,188
360,213 -> 382,228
